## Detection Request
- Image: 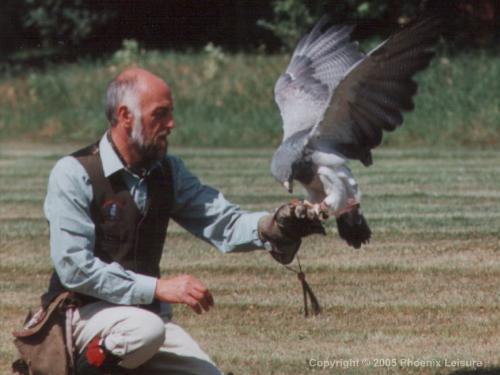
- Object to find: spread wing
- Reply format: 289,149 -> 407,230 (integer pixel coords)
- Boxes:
274,16 -> 364,141
306,16 -> 441,166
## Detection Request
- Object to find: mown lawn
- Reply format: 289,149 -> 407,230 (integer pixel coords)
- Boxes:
0,143 -> 499,375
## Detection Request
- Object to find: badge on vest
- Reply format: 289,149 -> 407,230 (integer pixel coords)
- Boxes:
101,199 -> 124,221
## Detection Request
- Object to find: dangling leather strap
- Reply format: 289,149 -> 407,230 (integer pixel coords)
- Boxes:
286,256 -> 321,317
265,206 -> 322,317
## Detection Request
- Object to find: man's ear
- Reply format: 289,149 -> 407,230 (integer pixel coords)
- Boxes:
116,105 -> 134,131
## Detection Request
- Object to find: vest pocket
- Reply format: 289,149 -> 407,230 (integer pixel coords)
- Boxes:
97,221 -> 122,254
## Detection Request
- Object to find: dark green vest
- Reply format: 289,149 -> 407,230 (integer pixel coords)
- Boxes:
43,141 -> 173,311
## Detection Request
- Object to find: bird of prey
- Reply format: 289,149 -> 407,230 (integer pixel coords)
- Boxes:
271,16 -> 440,248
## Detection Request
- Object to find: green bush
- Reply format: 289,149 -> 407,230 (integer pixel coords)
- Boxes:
0,46 -> 498,148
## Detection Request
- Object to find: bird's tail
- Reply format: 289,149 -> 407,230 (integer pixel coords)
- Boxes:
336,207 -> 371,249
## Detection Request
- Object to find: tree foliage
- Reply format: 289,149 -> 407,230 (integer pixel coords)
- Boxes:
0,0 -> 497,60
257,0 -> 423,49
258,0 -> 499,51
22,0 -> 115,47
257,0 -> 316,50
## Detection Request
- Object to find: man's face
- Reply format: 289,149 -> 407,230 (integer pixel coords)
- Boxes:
132,79 -> 175,163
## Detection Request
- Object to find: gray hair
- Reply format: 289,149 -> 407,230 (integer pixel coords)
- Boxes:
104,76 -> 140,126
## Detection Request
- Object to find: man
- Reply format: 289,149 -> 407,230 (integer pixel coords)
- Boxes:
42,67 -> 323,374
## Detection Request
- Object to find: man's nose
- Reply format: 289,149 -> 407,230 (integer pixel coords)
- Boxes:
167,117 -> 176,130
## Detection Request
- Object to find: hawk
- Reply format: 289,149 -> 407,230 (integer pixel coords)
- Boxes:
271,16 -> 440,248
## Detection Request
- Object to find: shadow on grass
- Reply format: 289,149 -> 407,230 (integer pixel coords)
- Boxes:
449,369 -> 500,375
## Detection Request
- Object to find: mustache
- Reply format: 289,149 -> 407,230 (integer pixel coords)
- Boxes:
156,131 -> 169,140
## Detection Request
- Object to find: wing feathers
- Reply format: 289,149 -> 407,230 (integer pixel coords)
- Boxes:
306,16 -> 441,163
365,79 -> 418,98
275,17 -> 363,141
292,15 -> 331,57
355,93 -> 404,129
372,17 -> 440,60
358,84 -> 415,112
349,104 -> 384,144
304,26 -> 355,62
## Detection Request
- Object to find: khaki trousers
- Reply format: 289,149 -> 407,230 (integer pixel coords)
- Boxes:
71,302 -> 222,375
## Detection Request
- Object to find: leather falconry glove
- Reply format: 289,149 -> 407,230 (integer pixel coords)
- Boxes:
258,201 -> 326,265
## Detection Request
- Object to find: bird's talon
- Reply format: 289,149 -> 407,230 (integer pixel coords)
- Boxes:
294,204 -> 307,219
306,205 -> 318,220
303,200 -> 314,207
317,202 -> 330,221
318,210 -> 329,222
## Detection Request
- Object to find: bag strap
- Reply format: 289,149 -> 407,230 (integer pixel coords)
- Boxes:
12,292 -> 73,338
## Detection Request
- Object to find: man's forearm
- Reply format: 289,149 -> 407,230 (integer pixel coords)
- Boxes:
51,229 -> 157,305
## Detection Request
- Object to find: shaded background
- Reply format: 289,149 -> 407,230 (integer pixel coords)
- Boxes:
2,0 -> 499,62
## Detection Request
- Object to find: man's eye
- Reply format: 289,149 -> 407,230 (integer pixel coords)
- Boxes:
155,109 -> 170,118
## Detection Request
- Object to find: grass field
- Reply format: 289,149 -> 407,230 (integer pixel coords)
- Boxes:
1,143 -> 500,375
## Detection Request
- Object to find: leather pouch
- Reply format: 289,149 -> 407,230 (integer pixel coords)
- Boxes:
12,292 -> 75,375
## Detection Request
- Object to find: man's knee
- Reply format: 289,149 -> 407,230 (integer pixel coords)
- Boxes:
104,308 -> 166,368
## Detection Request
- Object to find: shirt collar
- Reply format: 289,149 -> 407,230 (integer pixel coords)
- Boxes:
99,132 -> 125,178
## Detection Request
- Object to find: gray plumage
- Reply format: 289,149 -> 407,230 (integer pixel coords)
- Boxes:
271,15 -> 440,248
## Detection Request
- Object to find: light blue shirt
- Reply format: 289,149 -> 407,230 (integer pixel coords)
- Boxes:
44,135 -> 268,306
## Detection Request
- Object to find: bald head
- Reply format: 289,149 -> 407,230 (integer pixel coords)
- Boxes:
105,67 -> 170,126
105,67 -> 175,167
116,67 -> 168,93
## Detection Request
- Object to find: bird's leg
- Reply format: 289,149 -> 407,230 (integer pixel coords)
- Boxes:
330,198 -> 360,218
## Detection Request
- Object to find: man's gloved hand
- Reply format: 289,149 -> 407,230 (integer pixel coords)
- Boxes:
258,201 -> 326,265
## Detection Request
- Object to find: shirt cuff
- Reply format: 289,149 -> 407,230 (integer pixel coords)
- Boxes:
133,274 -> 157,305
252,211 -> 272,250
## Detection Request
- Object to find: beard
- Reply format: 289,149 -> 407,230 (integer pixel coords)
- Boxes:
130,115 -> 167,166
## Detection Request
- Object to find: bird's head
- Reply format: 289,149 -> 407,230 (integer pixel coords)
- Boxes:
271,144 -> 302,193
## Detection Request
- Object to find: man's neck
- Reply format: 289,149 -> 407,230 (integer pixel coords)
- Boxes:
108,128 -> 157,176
109,127 -> 142,169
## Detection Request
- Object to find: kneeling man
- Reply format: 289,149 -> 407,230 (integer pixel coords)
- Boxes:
41,67 -> 322,374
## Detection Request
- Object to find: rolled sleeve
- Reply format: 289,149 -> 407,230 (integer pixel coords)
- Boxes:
133,274 -> 158,304
168,155 -> 268,253
44,156 -> 157,305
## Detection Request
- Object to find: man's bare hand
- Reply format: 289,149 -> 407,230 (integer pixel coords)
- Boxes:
154,275 -> 214,314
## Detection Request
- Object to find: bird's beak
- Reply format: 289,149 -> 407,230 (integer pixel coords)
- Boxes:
283,181 -> 293,193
